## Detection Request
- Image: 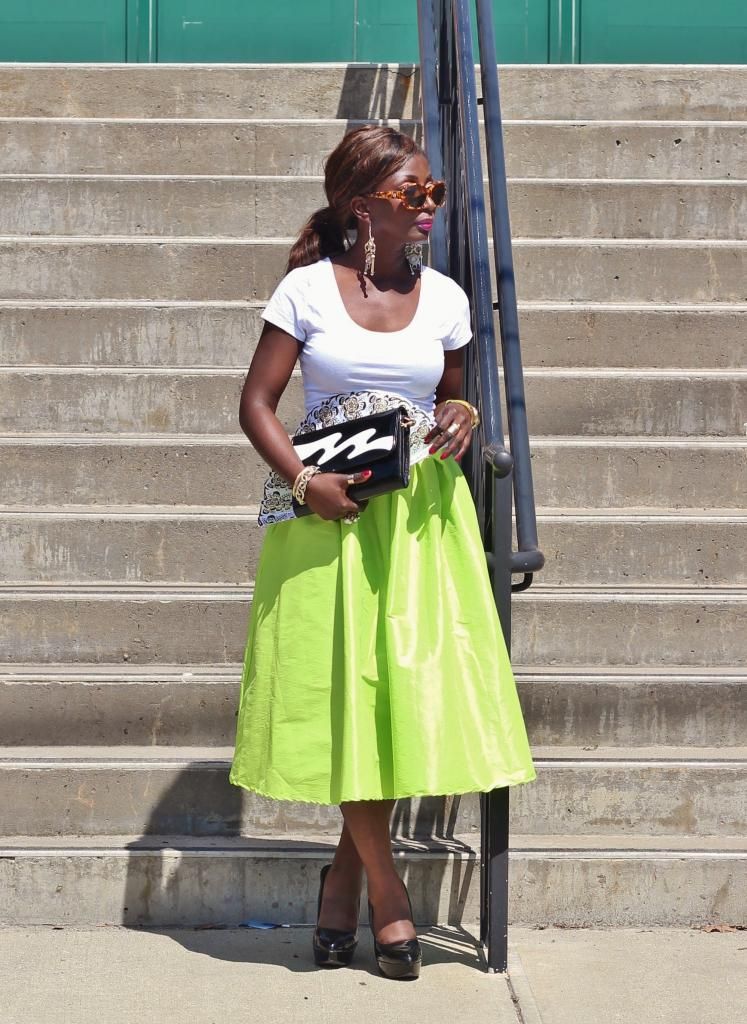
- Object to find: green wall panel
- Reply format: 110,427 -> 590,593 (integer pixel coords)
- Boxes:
0,0 -> 129,61
357,0 -> 549,62
0,0 -> 745,64
156,0 -> 355,62
482,0 -> 550,63
549,0 -> 580,62
356,0 -> 419,62
580,0 -> 747,63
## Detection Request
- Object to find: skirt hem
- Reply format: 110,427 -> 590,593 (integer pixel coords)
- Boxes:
228,767 -> 537,806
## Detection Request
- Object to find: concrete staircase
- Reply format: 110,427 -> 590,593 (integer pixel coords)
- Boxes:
0,64 -> 745,929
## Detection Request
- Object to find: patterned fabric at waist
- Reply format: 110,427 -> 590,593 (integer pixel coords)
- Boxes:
257,390 -> 436,527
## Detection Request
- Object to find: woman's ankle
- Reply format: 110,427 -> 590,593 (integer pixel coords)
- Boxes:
366,867 -> 405,905
366,874 -> 417,943
318,862 -> 363,929
327,859 -> 364,890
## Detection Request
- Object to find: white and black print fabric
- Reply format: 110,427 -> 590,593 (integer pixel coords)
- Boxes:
257,389 -> 436,526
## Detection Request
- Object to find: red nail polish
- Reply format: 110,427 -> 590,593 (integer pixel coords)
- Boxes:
429,446 -> 437,454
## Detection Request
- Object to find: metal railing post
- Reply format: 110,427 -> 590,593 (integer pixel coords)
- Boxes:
416,0 -> 543,974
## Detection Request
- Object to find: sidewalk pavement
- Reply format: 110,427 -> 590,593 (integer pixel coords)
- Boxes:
1,925 -> 744,1024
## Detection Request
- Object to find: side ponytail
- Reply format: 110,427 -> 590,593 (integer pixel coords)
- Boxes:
286,206 -> 346,273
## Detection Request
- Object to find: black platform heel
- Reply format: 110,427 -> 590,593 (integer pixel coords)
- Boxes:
368,878 -> 422,980
312,863 -> 359,967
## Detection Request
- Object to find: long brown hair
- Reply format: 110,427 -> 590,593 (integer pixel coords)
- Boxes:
286,125 -> 423,273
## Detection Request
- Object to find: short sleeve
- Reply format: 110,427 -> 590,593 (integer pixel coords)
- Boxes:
441,283 -> 473,350
261,269 -> 307,343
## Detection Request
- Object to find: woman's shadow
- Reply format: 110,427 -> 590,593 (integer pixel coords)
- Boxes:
120,767 -> 483,973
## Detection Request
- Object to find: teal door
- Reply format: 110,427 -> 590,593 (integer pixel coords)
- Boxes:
156,0 -> 354,62
0,0 -> 155,62
580,0 -> 747,63
0,0 -> 125,62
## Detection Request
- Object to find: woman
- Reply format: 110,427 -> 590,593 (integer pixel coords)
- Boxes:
229,125 -> 536,980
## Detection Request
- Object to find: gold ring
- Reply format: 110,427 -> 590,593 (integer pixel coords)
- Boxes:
346,476 -> 357,485
446,422 -> 459,436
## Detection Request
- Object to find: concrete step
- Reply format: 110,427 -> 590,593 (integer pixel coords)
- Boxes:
528,366 -> 745,438
2,831 -> 744,928
3,367 -> 746,436
3,175 -> 745,240
0,744 -> 744,838
2,435 -> 743,508
1,301 -> 745,369
1,664 -> 744,749
0,368 -> 248,434
517,304 -> 747,369
531,438 -> 747,509
1,237 -> 745,303
1,64 -> 744,120
1,118 -> 745,179
2,508 -> 745,588
535,511 -> 747,586
0,583 -> 745,666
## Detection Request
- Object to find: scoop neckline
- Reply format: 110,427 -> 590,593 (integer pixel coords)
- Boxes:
323,256 -> 426,335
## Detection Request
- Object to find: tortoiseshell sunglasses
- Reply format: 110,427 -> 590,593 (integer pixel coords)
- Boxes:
364,179 -> 447,211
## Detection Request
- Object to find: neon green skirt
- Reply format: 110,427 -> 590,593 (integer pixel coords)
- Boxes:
229,454 -> 536,804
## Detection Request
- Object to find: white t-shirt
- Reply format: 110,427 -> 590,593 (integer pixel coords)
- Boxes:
261,256 -> 472,418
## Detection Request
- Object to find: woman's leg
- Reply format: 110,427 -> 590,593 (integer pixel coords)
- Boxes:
340,799 -> 417,944
316,820 -> 365,932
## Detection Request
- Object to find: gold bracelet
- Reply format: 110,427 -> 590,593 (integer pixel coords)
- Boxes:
292,465 -> 321,504
444,398 -> 480,430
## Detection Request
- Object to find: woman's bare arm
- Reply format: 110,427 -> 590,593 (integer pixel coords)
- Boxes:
238,322 -> 306,487
435,347 -> 464,406
239,322 -> 366,518
427,348 -> 474,462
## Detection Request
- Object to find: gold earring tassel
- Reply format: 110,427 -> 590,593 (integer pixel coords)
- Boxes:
364,222 -> 376,277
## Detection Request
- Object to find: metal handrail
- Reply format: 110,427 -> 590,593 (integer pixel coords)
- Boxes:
475,0 -> 544,584
416,0 -> 544,973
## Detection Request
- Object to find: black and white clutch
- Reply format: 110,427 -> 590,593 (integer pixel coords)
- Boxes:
257,390 -> 435,527
290,406 -> 413,518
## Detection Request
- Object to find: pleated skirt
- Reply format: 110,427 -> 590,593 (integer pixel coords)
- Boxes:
229,453 -> 536,804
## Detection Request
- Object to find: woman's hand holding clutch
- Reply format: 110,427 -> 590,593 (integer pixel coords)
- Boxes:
305,470 -> 372,521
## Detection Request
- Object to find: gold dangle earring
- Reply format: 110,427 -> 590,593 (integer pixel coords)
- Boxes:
363,221 -> 376,278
